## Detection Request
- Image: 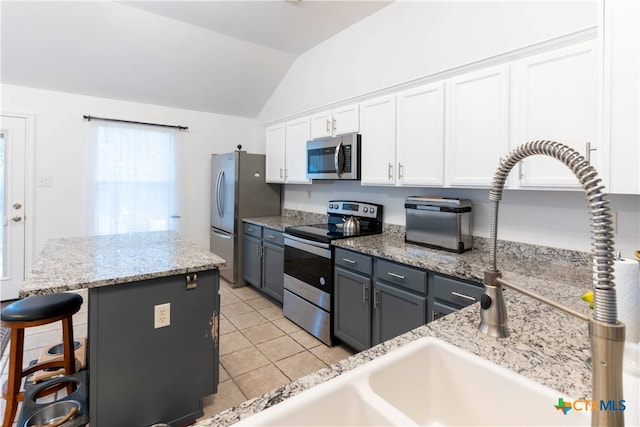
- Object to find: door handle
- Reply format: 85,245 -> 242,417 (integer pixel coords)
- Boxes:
334,141 -> 344,175
216,170 -> 224,216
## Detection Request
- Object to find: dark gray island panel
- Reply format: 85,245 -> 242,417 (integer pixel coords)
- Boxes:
89,269 -> 220,426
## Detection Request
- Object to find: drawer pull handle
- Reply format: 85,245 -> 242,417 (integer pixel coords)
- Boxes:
266,235 -> 275,239
387,272 -> 405,280
451,291 -> 476,302
342,258 -> 357,264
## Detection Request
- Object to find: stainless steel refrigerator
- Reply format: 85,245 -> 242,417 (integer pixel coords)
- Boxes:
210,150 -> 281,286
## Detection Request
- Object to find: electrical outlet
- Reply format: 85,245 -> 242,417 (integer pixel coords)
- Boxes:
154,303 -> 170,329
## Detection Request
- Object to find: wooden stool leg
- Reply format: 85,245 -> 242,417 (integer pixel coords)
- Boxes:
61,316 -> 77,395
2,328 -> 24,427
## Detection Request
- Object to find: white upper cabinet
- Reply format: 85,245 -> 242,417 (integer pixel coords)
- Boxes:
310,104 -> 359,139
265,118 -> 311,184
360,95 -> 397,185
265,123 -> 286,183
603,0 -> 639,195
284,116 -> 312,184
445,64 -> 510,187
396,82 -> 445,186
512,39 -> 598,188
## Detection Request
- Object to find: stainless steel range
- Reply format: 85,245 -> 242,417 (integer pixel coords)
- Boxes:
283,201 -> 383,345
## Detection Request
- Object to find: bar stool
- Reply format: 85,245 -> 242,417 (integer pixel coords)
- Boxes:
1,292 -> 83,427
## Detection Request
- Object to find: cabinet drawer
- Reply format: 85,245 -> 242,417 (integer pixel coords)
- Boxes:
376,259 -> 427,294
243,223 -> 262,238
432,274 -> 483,308
334,248 -> 372,276
262,228 -> 284,246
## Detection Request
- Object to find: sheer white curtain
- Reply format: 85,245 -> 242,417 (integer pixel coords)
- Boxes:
87,120 -> 181,235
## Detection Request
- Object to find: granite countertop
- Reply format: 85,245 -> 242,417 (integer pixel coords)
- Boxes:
20,231 -> 226,297
200,216 -> 595,427
242,214 -> 325,231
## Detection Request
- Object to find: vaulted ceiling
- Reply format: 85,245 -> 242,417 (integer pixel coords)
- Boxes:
0,1 -> 392,118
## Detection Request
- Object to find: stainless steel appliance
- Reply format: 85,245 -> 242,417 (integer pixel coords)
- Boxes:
306,133 -> 361,180
404,196 -> 472,253
210,149 -> 281,285
283,200 -> 383,345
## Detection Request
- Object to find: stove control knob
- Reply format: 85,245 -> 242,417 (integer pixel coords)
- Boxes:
369,208 -> 375,215
329,203 -> 335,209
363,207 -> 368,213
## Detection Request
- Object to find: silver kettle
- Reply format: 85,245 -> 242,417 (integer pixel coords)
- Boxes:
343,216 -> 360,236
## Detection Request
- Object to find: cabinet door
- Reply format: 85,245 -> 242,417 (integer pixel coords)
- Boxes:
334,267 -> 371,352
285,117 -> 312,184
265,124 -> 286,183
372,281 -> 426,346
397,82 -> 445,186
604,0 -> 639,195
445,64 -> 510,187
514,40 -> 598,188
242,235 -> 262,288
360,95 -> 397,185
310,110 -> 333,139
333,104 -> 360,135
262,241 -> 284,303
430,300 -> 457,323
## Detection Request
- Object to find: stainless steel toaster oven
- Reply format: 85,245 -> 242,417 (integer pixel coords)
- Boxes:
405,196 -> 472,253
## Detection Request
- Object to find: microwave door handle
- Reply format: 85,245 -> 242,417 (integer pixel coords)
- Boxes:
334,141 -> 344,176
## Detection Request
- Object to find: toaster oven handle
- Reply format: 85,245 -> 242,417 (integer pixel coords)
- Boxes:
334,141 -> 344,176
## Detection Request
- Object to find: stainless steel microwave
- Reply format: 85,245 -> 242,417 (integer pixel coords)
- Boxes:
306,133 -> 361,180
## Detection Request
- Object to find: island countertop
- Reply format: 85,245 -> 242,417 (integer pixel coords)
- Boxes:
20,231 -> 226,297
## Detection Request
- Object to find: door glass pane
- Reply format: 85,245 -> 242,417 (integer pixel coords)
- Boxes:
0,133 -> 5,277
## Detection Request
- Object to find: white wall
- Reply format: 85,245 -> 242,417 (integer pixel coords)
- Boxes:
284,182 -> 639,257
2,84 -> 262,258
257,0 -> 598,122
257,0 -> 640,256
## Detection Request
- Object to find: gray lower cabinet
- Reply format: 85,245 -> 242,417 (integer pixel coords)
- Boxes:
373,281 -> 427,345
89,270 -> 219,426
429,273 -> 483,322
242,223 -> 284,302
372,260 -> 427,346
334,248 -> 427,351
243,224 -> 263,287
262,232 -> 284,302
334,265 -> 372,351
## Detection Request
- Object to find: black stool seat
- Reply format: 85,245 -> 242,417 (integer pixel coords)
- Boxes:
1,293 -> 83,323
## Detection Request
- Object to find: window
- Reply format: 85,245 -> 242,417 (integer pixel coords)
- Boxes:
87,121 -> 181,235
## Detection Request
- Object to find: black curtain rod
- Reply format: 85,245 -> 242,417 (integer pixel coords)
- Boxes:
83,115 -> 188,131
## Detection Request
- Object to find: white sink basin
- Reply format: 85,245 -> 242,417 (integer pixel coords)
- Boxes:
234,337 -> 590,426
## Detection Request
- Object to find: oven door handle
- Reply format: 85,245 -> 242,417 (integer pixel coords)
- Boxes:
284,234 -> 331,258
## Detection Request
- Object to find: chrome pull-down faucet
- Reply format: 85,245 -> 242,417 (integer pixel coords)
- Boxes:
478,140 -> 626,427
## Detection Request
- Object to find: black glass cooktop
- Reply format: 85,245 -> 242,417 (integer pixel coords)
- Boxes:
284,223 -> 380,244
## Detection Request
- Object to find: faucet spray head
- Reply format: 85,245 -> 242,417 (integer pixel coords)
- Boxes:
479,269 -> 510,338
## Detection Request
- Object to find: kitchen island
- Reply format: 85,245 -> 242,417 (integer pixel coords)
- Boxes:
21,231 -> 226,426
200,219 -> 597,426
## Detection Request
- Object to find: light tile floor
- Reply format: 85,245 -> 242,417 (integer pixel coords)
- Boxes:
0,279 -> 355,424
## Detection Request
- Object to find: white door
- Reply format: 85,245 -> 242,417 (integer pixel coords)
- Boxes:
360,95 -> 397,185
513,40 -> 598,188
265,123 -> 286,183
397,82 -> 445,186
284,116 -> 311,184
445,64 -> 510,187
1,115 -> 27,301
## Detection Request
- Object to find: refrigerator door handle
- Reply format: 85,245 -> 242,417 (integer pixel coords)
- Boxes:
211,229 -> 232,239
216,170 -> 224,217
